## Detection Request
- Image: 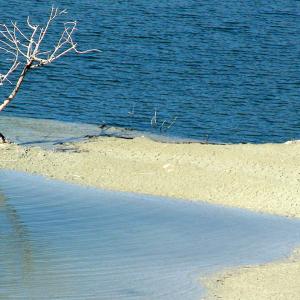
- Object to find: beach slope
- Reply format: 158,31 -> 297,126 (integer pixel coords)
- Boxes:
203,249 -> 300,300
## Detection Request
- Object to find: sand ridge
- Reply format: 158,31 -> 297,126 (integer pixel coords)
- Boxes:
0,136 -> 299,217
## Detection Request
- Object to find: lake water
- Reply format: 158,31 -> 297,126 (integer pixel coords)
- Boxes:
0,0 -> 299,143
1,170 -> 300,299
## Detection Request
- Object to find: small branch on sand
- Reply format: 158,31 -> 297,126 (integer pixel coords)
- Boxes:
0,132 -> 6,143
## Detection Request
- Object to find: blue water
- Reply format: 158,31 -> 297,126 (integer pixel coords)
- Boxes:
0,0 -> 299,143
1,171 -> 300,299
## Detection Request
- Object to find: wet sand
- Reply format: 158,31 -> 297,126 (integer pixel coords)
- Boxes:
0,136 -> 300,299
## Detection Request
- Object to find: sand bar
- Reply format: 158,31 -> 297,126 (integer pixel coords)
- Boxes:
0,136 -> 300,299
0,136 -> 299,217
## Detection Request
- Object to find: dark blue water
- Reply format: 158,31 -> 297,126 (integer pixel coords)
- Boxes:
1,171 -> 300,299
0,0 -> 299,143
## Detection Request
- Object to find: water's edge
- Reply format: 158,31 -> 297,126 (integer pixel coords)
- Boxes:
1,170 -> 300,299
1,116 -> 298,149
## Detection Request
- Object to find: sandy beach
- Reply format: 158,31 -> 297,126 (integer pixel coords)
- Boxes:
1,137 -> 299,217
1,136 -> 300,299
202,248 -> 300,300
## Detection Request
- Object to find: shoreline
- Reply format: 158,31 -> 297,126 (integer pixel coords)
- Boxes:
0,136 -> 299,217
202,247 -> 300,300
1,136 -> 300,299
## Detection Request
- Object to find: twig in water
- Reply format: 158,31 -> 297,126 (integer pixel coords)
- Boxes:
160,116 -> 177,132
150,108 -> 157,128
128,103 -> 135,116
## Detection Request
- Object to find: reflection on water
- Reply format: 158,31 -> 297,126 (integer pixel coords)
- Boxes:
0,192 -> 33,299
1,170 -> 300,299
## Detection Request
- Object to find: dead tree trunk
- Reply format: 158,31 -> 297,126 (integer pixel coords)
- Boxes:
0,63 -> 31,112
0,63 -> 32,142
0,7 -> 99,142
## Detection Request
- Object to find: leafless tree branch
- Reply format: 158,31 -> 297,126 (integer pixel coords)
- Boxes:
0,6 -> 100,113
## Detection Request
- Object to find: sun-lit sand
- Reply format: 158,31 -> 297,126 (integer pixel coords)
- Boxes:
202,248 -> 300,300
1,136 -> 300,299
1,137 -> 299,217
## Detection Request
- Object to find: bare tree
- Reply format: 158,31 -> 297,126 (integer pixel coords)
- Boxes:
0,6 -> 99,142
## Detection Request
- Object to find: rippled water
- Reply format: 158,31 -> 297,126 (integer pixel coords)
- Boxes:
1,171 -> 300,299
0,0 -> 299,143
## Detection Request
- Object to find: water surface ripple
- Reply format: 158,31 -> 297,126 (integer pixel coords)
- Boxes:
1,171 -> 300,299
0,0 -> 299,143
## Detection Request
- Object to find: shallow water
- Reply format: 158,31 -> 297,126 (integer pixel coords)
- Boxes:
0,0 -> 300,143
0,116 -> 101,148
0,116 -> 197,148
1,171 -> 300,299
